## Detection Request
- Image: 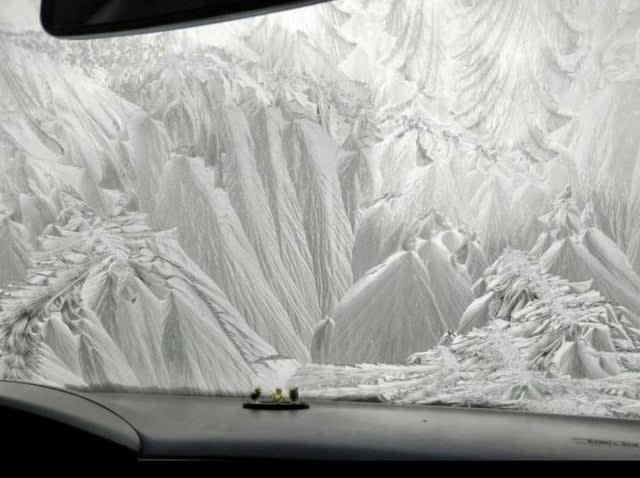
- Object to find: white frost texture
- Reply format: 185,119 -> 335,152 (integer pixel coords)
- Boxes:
2,0 -> 640,419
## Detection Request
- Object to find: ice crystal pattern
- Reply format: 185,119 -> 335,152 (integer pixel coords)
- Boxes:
1,0 -> 640,418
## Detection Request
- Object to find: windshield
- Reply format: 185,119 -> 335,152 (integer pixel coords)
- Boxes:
2,0 -> 640,420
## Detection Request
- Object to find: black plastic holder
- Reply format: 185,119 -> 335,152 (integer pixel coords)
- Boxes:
243,401 -> 310,410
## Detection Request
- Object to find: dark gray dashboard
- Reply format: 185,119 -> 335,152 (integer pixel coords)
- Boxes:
2,381 -> 640,460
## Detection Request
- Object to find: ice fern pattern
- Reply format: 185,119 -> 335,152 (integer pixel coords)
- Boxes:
2,0 -> 640,419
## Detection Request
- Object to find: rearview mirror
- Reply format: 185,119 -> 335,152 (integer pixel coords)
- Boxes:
40,0 -> 330,38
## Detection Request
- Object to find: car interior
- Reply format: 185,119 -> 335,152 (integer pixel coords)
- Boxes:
2,0 -> 640,462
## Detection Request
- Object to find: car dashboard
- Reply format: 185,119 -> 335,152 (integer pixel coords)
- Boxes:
2,381 -> 640,462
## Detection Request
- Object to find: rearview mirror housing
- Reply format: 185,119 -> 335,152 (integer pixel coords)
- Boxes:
40,0 -> 330,39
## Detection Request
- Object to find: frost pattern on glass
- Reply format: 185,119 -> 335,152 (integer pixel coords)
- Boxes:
1,0 -> 640,419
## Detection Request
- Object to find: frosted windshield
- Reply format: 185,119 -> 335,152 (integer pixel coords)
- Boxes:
2,0 -> 640,420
